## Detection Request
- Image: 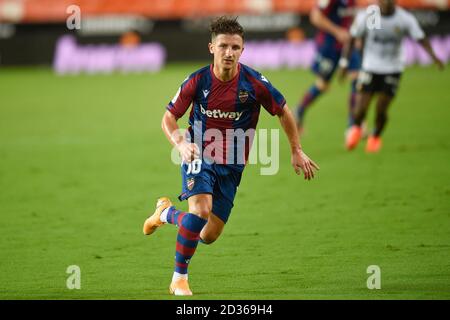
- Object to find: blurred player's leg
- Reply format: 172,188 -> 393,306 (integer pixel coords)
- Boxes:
366,93 -> 393,153
346,73 -> 368,140
348,76 -> 358,127
346,92 -> 373,150
296,77 -> 328,134
346,50 -> 368,138
373,93 -> 392,136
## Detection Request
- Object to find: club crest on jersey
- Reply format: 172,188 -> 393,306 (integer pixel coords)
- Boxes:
187,177 -> 195,190
238,90 -> 249,103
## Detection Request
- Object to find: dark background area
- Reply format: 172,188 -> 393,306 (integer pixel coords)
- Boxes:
1,10 -> 449,66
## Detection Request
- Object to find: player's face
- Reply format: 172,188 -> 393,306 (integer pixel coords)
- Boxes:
378,0 -> 395,14
209,34 -> 244,71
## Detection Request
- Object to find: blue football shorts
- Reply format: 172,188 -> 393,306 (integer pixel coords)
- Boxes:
178,160 -> 243,224
311,48 -> 362,81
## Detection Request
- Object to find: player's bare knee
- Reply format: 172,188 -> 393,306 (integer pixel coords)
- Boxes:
190,206 -> 211,220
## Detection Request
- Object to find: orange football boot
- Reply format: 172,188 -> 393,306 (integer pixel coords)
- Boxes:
169,278 -> 193,296
365,135 -> 382,153
346,125 -> 362,150
143,197 -> 172,235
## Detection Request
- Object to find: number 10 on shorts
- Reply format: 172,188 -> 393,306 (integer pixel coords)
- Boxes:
185,159 -> 202,175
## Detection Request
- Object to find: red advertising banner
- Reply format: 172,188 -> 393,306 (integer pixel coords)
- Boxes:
0,0 -> 449,23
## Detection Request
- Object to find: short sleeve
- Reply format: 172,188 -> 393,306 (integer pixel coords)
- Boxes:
350,10 -> 368,38
405,12 -> 425,40
252,73 -> 286,116
166,74 -> 200,119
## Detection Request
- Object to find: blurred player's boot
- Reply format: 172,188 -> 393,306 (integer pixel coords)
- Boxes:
365,135 -> 382,153
346,122 -> 368,141
143,197 -> 172,235
169,278 -> 193,296
346,125 -> 362,150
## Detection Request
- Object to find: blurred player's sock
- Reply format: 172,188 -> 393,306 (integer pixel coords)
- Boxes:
164,206 -> 189,226
172,272 -> 187,282
296,85 -> 322,128
366,135 -> 382,153
174,213 -> 207,272
348,79 -> 357,126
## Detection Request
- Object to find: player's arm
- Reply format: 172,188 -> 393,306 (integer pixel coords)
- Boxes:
310,3 -> 349,44
161,111 -> 199,163
163,75 -> 201,163
338,37 -> 355,81
418,38 -> 444,70
278,105 -> 320,180
338,10 -> 366,81
406,12 -> 444,70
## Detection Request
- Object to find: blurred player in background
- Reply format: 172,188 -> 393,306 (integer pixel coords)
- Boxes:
142,17 -> 319,296
342,0 -> 444,152
295,0 -> 361,135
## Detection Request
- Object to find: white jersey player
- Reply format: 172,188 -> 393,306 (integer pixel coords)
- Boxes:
339,0 -> 444,153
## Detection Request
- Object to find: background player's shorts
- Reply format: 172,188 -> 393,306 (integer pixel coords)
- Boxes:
311,48 -> 361,81
357,71 -> 402,97
178,160 -> 243,224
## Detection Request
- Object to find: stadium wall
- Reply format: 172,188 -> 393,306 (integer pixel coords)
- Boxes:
1,0 -> 449,22
0,7 -> 450,67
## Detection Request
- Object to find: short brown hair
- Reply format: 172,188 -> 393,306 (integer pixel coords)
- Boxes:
210,16 -> 244,41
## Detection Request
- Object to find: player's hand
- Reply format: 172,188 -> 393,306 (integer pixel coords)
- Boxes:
177,141 -> 200,163
291,149 -> 320,180
335,28 -> 350,45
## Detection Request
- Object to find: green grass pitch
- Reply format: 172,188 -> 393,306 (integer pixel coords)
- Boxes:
0,64 -> 449,299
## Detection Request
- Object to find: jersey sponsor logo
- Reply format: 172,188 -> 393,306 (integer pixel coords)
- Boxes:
238,90 -> 249,103
260,75 -> 269,83
202,89 -> 210,98
199,104 -> 244,121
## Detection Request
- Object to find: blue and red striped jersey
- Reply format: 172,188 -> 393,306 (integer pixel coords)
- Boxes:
315,0 -> 356,51
166,63 -> 286,168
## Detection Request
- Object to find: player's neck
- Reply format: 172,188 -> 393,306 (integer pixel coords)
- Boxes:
212,64 -> 239,82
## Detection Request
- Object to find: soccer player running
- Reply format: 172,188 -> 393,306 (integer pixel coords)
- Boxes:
142,17 -> 319,296
296,0 -> 361,134
341,0 -> 444,152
